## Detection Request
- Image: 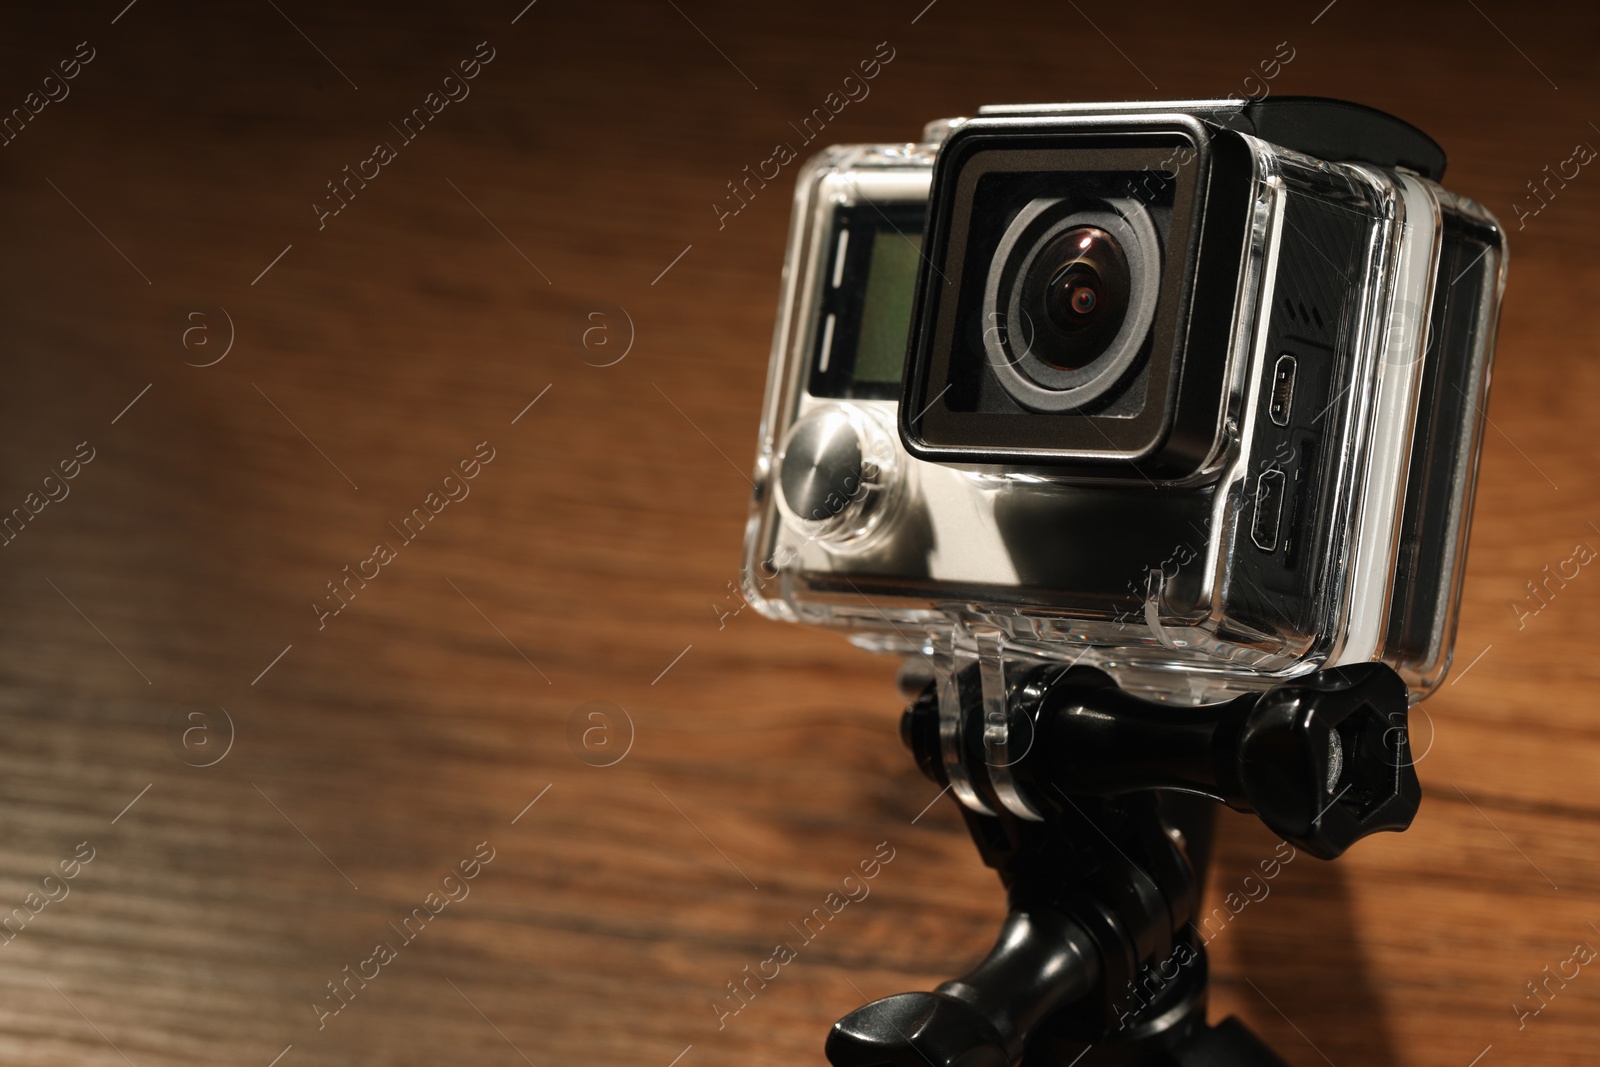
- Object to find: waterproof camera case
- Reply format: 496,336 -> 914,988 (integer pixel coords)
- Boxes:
741,99 -> 1505,703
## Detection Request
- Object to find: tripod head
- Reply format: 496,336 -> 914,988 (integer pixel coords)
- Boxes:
828,660 -> 1420,1067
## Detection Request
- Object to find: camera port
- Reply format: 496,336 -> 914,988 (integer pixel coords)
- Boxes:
1251,469 -> 1286,552
1283,437 -> 1319,567
1269,354 -> 1297,427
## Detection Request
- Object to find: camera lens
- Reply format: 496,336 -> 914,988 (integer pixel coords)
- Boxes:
982,198 -> 1161,413
1031,226 -> 1130,370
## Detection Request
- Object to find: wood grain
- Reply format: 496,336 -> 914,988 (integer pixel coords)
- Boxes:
0,1 -> 1597,1064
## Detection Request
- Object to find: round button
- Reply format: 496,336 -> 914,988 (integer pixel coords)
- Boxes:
780,408 -> 863,525
776,405 -> 897,547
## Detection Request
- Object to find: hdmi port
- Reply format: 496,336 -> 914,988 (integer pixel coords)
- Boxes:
1269,354 -> 1297,427
1251,469 -> 1285,552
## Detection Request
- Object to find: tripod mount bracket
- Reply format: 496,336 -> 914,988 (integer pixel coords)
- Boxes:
828,658 -> 1422,1066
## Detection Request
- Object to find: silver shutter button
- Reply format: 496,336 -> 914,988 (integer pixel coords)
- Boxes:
776,405 -> 898,547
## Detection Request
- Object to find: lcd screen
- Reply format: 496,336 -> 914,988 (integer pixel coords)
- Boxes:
852,232 -> 923,385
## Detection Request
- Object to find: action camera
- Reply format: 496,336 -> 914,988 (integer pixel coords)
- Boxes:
742,98 -> 1505,702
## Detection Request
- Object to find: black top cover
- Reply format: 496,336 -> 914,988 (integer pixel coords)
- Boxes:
1231,96 -> 1446,180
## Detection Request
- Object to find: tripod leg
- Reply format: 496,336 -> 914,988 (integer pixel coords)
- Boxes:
1045,962 -> 1290,1067
1043,1016 -> 1289,1067
1176,1017 -> 1290,1067
827,907 -> 1102,1067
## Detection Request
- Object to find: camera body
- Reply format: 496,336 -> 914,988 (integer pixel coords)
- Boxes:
742,99 -> 1505,703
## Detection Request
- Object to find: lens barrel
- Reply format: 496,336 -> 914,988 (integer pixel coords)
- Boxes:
982,198 -> 1161,413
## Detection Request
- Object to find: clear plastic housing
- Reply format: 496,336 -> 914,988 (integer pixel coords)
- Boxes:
741,118 -> 1505,704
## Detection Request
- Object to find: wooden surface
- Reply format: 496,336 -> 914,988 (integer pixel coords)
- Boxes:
1,1 -> 1598,1064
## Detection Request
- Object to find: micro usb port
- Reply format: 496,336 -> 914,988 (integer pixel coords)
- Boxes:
1251,469 -> 1286,552
1269,354 -> 1297,427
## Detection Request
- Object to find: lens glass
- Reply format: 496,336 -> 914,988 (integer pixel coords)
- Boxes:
981,197 -> 1162,415
1028,226 -> 1130,370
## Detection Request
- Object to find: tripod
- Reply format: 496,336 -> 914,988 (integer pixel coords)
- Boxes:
826,658 -> 1421,1066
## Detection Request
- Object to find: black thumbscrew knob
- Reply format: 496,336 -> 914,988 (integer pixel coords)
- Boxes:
1222,661 -> 1421,859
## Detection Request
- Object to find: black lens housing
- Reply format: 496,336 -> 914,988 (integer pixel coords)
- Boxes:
899,114 -> 1254,481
